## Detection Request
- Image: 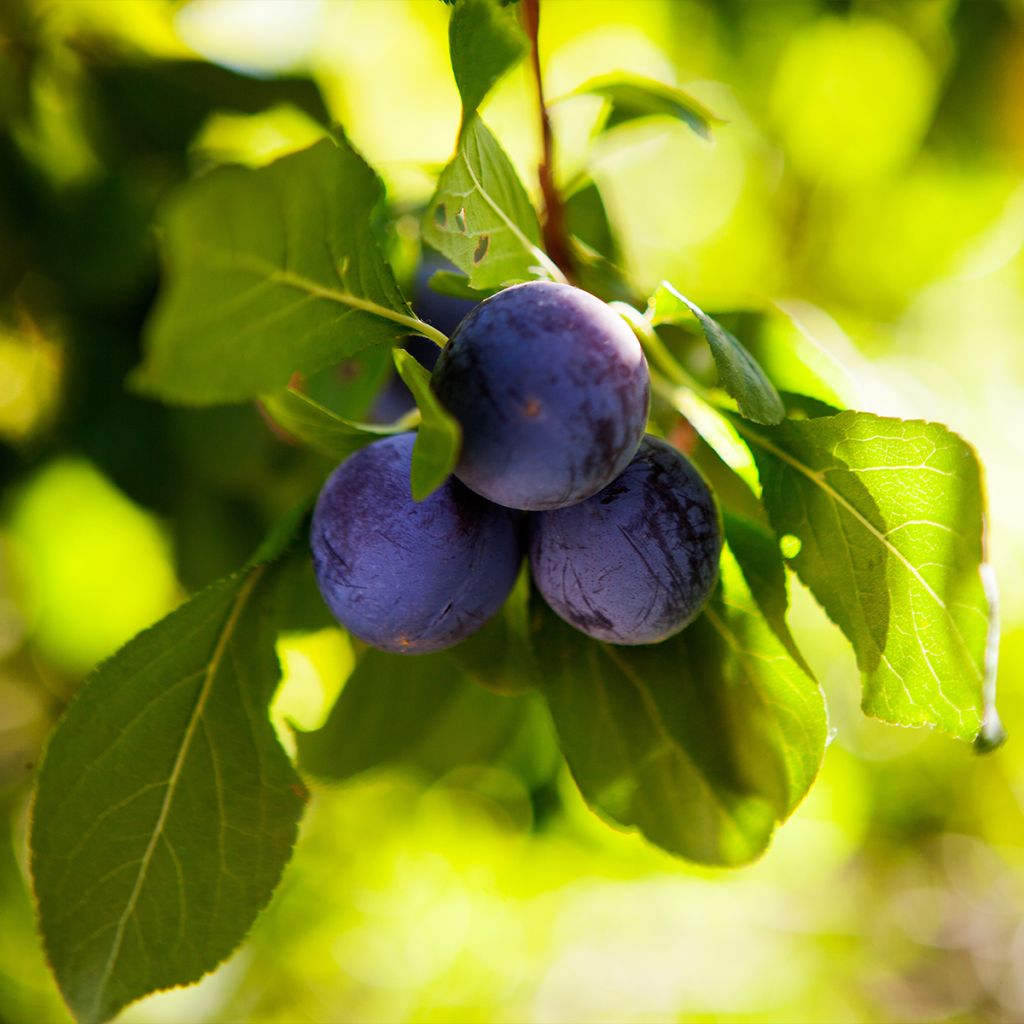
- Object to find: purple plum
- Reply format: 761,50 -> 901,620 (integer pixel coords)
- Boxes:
529,436 -> 721,644
431,280 -> 650,511
311,433 -> 522,654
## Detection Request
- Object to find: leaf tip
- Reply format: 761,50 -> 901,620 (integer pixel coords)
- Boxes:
973,708 -> 1007,754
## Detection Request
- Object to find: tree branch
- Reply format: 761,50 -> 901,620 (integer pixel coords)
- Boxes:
522,0 -> 575,282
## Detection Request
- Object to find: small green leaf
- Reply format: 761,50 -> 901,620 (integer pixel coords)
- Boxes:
449,0 -> 527,115
535,541 -> 826,866
135,135 -> 443,405
393,348 -> 461,500
556,72 -> 722,140
423,115 -> 557,289
31,535 -> 307,1024
295,648 -> 528,781
649,283 -> 785,425
746,410 -> 1001,745
260,386 -> 409,462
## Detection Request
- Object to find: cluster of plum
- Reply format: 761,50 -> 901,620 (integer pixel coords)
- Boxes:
310,279 -> 723,654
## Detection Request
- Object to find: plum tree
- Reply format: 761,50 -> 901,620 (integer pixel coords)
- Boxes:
310,433 -> 522,653
431,280 -> 650,510
528,435 -> 722,644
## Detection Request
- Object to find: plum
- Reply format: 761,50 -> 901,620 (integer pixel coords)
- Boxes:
310,433 -> 522,654
431,280 -> 650,510
529,435 -> 721,644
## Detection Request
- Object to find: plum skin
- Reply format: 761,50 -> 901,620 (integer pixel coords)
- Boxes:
310,433 -> 522,654
431,280 -> 650,511
528,435 -> 722,645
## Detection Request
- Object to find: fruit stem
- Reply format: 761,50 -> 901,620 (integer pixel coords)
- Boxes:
522,0 -> 575,283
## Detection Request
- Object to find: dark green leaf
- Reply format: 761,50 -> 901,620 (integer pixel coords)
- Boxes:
295,648 -> 528,781
31,539 -> 306,1024
260,386 -> 408,463
649,283 -> 785,425
449,0 -> 527,115
558,72 -> 721,140
746,410 -> 1001,745
423,116 -> 555,289
82,53 -> 329,160
564,179 -> 618,262
449,568 -> 536,695
563,179 -> 634,302
535,541 -> 826,866
393,347 -> 461,501
135,136 -> 444,405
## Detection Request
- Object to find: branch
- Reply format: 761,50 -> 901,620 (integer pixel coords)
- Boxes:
522,0 -> 575,283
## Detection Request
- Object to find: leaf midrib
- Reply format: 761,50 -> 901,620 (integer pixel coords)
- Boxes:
599,644 -> 757,848
202,251 -> 448,347
455,125 -> 565,284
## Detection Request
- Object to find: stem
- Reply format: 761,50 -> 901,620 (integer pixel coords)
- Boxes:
522,0 -> 575,282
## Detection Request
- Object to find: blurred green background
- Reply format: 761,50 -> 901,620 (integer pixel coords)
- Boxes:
2,0 -> 1024,1021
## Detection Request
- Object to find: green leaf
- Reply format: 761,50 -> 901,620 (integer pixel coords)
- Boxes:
535,541 -> 826,866
449,0 -> 527,115
295,648 -> 528,782
31,539 -> 306,1024
135,135 -> 443,405
423,115 -> 556,289
260,386 -> 408,463
557,72 -> 721,140
393,347 -> 461,501
745,410 -> 1001,745
649,283 -> 785,425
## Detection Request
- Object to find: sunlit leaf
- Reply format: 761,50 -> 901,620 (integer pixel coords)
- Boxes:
557,72 -> 721,140
135,136 -> 442,405
535,539 -> 826,866
649,282 -> 785,425
746,410 -> 1002,745
31,528 -> 307,1024
448,0 -> 527,115
423,115 -> 556,289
